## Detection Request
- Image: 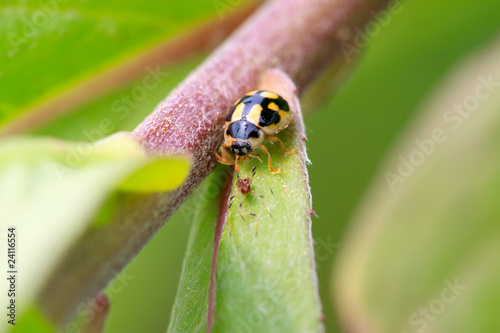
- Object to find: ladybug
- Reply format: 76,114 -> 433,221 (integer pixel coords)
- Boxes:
216,90 -> 295,174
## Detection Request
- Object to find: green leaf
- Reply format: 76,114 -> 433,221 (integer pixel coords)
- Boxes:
32,56 -> 204,140
0,132 -> 190,332
119,158 -> 188,192
167,167 -> 227,333
0,0 -> 209,116
213,128 -> 321,332
0,0 -> 251,131
334,38 -> 500,333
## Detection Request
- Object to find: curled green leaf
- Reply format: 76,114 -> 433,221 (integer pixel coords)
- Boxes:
0,132 -> 190,332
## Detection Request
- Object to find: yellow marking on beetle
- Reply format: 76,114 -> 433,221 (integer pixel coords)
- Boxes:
260,109 -> 293,135
267,102 -> 279,111
231,102 -> 245,122
260,91 -> 279,99
246,90 -> 259,96
246,103 -> 263,125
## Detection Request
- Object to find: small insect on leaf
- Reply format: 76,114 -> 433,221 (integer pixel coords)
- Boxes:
215,90 -> 296,174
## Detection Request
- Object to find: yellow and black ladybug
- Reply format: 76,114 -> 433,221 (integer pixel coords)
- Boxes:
216,90 -> 295,174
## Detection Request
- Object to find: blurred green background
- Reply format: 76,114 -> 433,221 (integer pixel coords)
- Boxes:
2,0 -> 500,332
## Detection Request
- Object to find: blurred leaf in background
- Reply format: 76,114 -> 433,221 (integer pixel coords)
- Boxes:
0,0 -> 257,135
305,0 -> 500,331
0,132 -> 190,333
335,38 -> 500,333
0,0 -> 223,127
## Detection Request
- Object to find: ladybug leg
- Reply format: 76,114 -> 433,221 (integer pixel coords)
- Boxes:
265,135 -> 296,154
259,144 -> 281,174
248,154 -> 263,163
215,145 -> 235,165
235,156 -> 241,173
